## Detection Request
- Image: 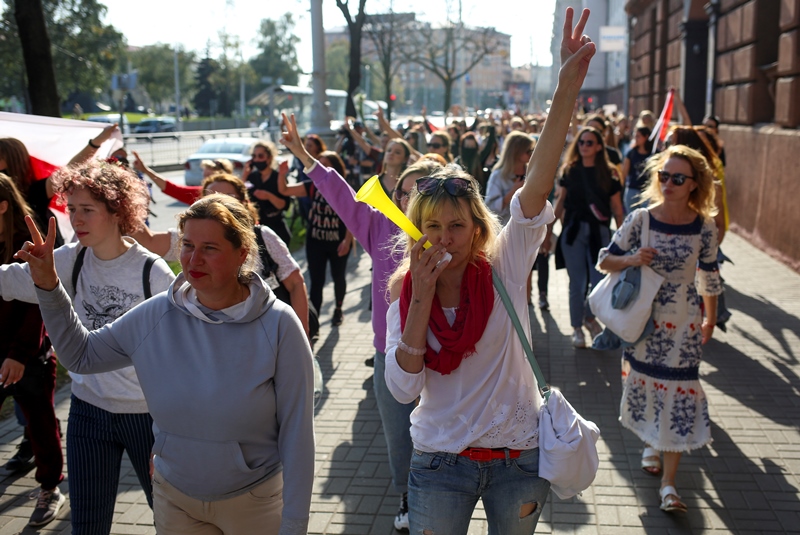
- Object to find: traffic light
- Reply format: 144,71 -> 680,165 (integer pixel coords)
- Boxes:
390,94 -> 396,101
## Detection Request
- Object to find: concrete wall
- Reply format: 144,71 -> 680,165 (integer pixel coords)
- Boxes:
721,125 -> 800,272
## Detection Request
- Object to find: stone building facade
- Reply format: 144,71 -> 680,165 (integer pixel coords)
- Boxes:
626,0 -> 800,270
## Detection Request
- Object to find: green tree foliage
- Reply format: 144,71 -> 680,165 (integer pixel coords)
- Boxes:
129,44 -> 196,112
325,40 -> 350,91
0,0 -> 125,108
193,49 -> 218,117
248,13 -> 301,90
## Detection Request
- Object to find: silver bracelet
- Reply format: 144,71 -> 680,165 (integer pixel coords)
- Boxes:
398,340 -> 426,356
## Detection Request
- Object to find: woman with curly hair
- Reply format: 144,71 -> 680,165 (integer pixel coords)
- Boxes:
0,159 -> 175,533
598,145 -> 721,514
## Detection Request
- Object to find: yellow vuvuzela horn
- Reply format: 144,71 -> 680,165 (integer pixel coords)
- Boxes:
355,175 -> 452,265
355,175 -> 429,246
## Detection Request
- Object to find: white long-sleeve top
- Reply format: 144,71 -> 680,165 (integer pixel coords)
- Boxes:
385,192 -> 554,453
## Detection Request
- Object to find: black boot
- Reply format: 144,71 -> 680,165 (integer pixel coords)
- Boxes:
6,427 -> 35,473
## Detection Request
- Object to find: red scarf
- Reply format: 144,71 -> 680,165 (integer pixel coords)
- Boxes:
399,257 -> 494,375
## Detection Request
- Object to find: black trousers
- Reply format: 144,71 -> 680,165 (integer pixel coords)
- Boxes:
306,239 -> 350,314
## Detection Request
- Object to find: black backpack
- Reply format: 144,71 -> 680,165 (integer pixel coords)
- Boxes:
253,227 -> 319,342
72,247 -> 157,300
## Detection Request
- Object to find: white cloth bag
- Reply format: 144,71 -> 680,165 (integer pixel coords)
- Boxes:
538,389 -> 601,499
588,210 -> 665,343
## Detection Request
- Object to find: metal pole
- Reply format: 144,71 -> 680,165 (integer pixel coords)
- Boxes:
309,0 -> 331,135
174,47 -> 182,131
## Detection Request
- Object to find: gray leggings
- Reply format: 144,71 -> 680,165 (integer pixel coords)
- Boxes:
561,222 -> 611,328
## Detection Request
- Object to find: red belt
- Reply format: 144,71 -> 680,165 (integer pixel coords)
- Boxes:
458,448 -> 521,462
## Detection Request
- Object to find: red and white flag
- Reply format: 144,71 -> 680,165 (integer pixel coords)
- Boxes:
649,89 -> 674,155
0,112 -> 124,240
0,111 -> 123,178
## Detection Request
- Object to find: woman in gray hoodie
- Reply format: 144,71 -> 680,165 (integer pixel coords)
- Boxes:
16,195 -> 315,535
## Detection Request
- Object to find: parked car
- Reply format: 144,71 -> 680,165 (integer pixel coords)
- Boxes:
86,114 -> 131,135
134,116 -> 177,134
183,137 -> 260,186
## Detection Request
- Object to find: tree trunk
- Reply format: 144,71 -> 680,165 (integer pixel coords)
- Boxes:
382,59 -> 393,120
346,26 -> 362,118
443,78 -> 453,116
14,0 -> 60,117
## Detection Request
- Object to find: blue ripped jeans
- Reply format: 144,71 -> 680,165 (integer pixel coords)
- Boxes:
408,448 -> 550,535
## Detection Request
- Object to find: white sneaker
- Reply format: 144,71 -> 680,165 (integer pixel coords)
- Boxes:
394,492 -> 409,531
584,319 -> 603,341
571,329 -> 586,348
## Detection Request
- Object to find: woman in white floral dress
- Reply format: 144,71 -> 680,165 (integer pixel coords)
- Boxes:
598,145 -> 722,514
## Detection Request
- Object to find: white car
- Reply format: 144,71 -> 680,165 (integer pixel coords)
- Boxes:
184,137 -> 260,186
86,114 -> 131,135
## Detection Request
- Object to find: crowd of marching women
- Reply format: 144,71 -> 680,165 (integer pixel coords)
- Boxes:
0,8 -> 733,534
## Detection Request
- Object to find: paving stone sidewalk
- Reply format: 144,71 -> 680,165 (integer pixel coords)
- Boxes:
1,231 -> 799,534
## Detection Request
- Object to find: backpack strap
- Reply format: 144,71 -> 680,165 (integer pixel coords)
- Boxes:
71,246 -> 87,294
142,256 -> 156,299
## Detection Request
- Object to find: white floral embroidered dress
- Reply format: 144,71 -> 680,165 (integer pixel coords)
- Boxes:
598,208 -> 722,452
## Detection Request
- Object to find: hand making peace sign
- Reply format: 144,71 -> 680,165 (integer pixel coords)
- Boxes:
14,216 -> 60,291
558,8 -> 596,95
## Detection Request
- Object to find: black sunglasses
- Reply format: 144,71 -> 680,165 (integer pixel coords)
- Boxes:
578,139 -> 595,147
428,142 -> 444,149
657,170 -> 694,186
415,176 -> 473,197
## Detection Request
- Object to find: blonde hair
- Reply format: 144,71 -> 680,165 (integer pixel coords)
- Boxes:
640,145 -> 718,218
200,158 -> 234,174
493,131 -> 534,177
177,194 -> 262,283
393,160 -> 444,209
200,172 -> 259,224
389,166 -> 501,287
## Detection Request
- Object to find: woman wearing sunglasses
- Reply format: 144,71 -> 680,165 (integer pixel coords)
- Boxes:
554,125 -> 624,348
383,8 -> 595,533
597,145 -> 721,514
427,132 -> 453,163
279,114 -> 441,530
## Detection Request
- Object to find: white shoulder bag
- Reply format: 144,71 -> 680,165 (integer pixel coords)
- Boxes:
588,209 -> 665,344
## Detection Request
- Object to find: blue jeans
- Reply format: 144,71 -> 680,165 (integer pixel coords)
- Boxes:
623,187 -> 647,214
561,222 -> 611,328
374,351 -> 415,494
408,448 -> 550,535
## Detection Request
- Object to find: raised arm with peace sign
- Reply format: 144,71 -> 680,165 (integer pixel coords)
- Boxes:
15,216 -> 60,291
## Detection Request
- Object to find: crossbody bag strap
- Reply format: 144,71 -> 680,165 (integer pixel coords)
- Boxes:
491,269 -> 551,401
71,246 -> 87,296
640,208 -> 650,249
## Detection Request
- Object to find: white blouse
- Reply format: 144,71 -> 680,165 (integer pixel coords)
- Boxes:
385,192 -> 554,453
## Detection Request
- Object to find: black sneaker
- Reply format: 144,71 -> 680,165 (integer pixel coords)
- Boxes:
5,436 -> 35,473
394,492 -> 409,531
28,487 -> 65,527
332,307 -> 343,327
364,357 -> 375,367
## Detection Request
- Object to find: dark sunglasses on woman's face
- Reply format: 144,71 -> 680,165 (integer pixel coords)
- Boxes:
416,176 -> 473,197
578,139 -> 595,147
428,142 -> 444,149
657,170 -> 694,186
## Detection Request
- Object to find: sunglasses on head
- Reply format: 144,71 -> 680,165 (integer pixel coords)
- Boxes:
657,170 -> 694,186
415,176 -> 473,197
578,139 -> 596,147
428,142 -> 444,149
